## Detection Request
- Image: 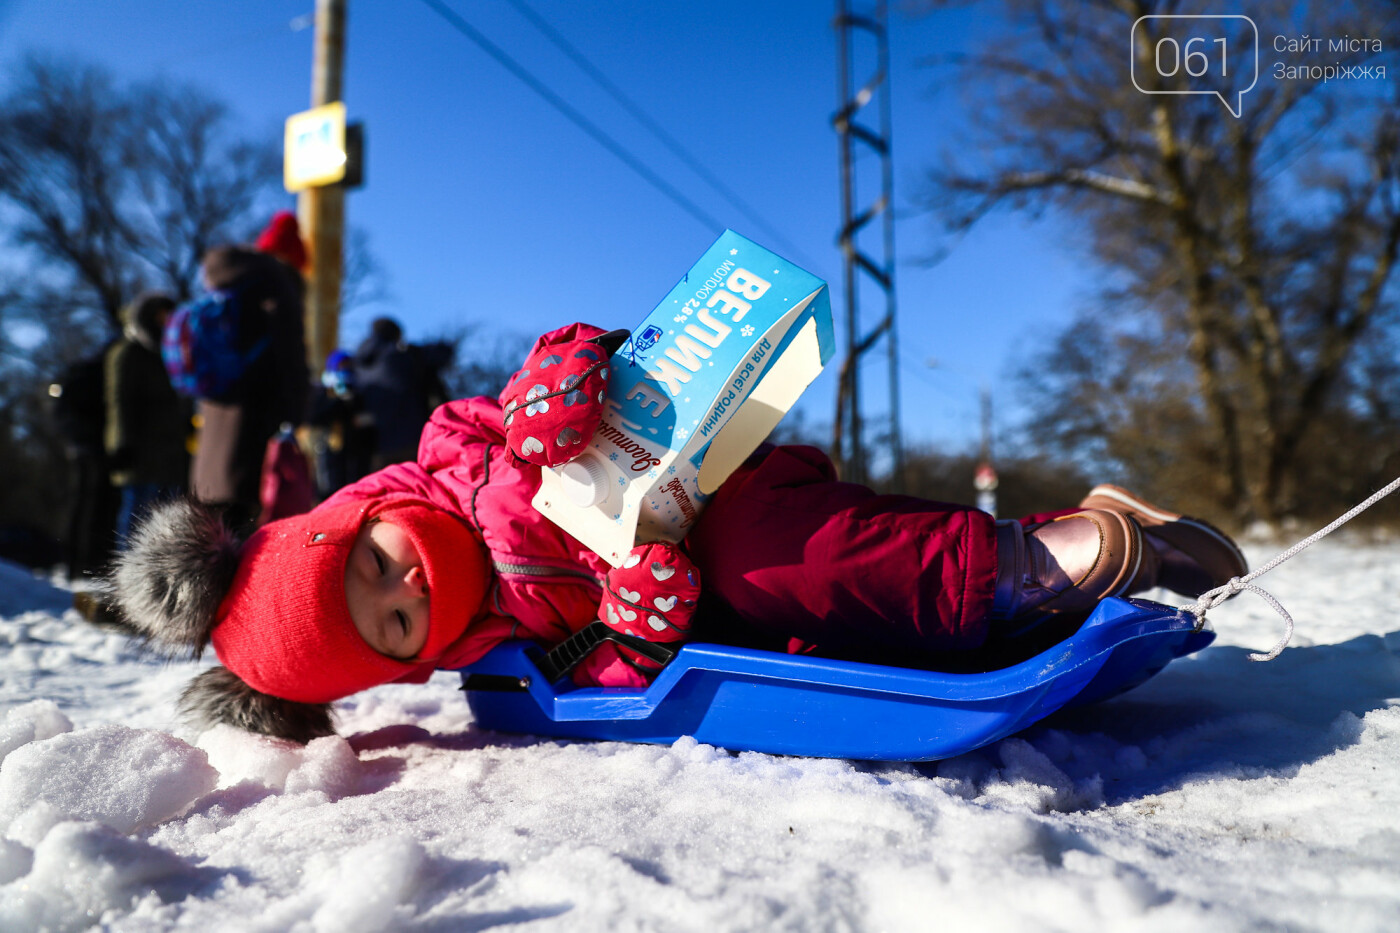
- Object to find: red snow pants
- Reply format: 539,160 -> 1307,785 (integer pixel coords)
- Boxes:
687,445 -> 1000,658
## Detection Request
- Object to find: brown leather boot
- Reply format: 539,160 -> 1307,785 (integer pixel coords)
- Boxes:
1078,484 -> 1247,598
991,509 -> 1153,630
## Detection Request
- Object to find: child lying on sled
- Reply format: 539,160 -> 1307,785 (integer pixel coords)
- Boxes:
110,324 -> 1247,743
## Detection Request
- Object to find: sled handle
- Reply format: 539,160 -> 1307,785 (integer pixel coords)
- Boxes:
533,621 -> 679,684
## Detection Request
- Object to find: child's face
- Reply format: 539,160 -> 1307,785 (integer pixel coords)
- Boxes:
343,519 -> 430,659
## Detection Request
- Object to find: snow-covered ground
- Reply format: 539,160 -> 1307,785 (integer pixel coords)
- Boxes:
1,535 -> 1398,932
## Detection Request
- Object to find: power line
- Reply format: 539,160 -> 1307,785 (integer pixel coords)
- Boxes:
502,0 -> 812,266
416,0 -> 725,235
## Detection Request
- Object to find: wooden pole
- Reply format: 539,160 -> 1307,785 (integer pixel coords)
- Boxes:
298,0 -> 347,374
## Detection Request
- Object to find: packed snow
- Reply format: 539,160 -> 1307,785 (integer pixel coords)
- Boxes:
0,534 -> 1397,932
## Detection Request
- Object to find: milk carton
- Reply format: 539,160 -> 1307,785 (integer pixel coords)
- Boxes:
533,230 -> 834,566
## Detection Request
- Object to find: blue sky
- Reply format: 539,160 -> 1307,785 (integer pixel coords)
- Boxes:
0,0 -> 1087,453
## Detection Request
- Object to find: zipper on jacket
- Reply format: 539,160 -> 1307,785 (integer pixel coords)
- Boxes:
491,560 -> 603,587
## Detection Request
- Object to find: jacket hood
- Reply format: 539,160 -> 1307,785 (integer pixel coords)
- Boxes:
122,292 -> 176,352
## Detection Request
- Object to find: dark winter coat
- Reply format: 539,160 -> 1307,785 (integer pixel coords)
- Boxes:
305,383 -> 375,495
104,294 -> 188,488
352,333 -> 453,462
190,247 -> 309,527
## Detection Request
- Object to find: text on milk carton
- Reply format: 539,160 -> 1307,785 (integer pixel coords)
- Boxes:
642,267 -> 773,398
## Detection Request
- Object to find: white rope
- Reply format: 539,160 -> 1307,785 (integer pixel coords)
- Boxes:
1187,474 -> 1400,662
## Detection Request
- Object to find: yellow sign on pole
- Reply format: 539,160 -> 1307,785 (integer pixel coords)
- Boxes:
283,101 -> 347,192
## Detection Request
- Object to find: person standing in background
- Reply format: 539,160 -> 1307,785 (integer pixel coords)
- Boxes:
353,317 -> 453,470
104,292 -> 188,548
306,349 -> 375,498
49,340 -> 120,582
255,210 -> 309,283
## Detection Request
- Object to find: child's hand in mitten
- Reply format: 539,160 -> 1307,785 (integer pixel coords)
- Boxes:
599,542 -> 700,662
502,337 -> 612,467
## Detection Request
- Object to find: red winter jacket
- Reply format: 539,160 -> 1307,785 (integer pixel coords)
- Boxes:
324,322 -> 1004,686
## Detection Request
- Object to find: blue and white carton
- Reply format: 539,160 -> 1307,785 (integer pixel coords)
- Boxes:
533,230 -> 835,566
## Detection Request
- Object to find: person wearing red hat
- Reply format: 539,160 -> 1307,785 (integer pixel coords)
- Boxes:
255,211 -> 308,274
109,323 -> 1246,744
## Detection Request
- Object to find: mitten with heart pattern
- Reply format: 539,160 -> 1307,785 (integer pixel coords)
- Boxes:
598,542 -> 700,674
501,337 -> 611,467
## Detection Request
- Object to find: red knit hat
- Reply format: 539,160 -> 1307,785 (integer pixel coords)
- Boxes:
210,496 -> 490,704
255,211 -> 308,272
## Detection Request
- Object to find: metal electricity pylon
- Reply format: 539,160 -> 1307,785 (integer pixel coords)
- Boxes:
832,0 -> 903,489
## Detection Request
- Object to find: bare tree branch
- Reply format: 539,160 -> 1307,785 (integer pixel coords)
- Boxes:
922,0 -> 1400,523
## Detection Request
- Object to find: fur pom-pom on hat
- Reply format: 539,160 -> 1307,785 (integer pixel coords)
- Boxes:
108,498 -> 242,657
109,498 -> 338,745
180,667 -> 334,744
108,493 -> 490,742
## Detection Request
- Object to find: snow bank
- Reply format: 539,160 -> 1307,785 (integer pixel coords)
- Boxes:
197,725 -> 365,798
0,562 -> 72,619
0,699 -> 72,762
264,835 -> 426,933
0,724 -> 217,845
0,539 -> 1395,931
0,822 -> 206,933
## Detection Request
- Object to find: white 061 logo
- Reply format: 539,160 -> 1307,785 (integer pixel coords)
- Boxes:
1131,15 -> 1259,118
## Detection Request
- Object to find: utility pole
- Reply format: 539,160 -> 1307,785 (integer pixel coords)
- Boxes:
299,0 -> 347,373
832,0 -> 902,489
974,387 -> 998,517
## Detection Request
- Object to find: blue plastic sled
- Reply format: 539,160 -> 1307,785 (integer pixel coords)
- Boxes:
455,597 -> 1214,762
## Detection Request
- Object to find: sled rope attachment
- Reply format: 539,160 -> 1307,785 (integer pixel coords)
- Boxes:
1186,474 -> 1400,662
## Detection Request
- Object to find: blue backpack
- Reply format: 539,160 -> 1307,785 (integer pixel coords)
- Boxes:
161,290 -> 268,398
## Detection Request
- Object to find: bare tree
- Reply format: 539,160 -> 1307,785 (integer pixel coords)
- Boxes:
125,82 -> 283,301
0,62 -> 142,328
438,327 -> 533,401
340,227 -> 392,316
0,56 -> 285,541
921,0 -> 1400,524
0,57 -> 282,324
